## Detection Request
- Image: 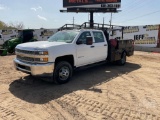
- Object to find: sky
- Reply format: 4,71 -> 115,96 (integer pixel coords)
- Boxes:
0,0 -> 160,29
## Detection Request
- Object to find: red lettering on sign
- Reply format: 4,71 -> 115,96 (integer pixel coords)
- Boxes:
69,0 -> 89,3
68,0 -> 117,3
95,0 -> 118,2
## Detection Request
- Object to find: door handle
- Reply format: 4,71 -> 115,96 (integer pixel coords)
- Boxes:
104,44 -> 107,46
91,46 -> 95,48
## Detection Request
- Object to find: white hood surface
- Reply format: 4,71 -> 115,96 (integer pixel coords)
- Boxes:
16,41 -> 68,50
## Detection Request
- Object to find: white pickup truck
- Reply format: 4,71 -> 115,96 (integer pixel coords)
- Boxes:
14,29 -> 134,84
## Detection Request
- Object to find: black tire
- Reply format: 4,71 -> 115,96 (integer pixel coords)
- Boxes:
53,61 -> 72,84
117,52 -> 126,65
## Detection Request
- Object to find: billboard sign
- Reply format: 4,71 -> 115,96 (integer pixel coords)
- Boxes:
63,0 -> 121,8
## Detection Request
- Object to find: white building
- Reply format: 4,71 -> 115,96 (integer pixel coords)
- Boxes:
0,29 -> 57,45
111,24 -> 160,48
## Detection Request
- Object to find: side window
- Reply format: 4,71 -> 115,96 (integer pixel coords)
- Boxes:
93,31 -> 105,43
77,31 -> 91,44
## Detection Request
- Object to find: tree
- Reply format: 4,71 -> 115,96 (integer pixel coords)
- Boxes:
0,20 -> 25,29
8,21 -> 24,29
0,21 -> 7,29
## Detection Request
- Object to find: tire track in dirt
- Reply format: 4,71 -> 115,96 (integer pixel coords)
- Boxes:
0,106 -> 25,120
0,96 -> 42,119
0,95 -> 69,120
55,100 -> 87,120
0,79 -> 84,120
41,103 -> 67,120
56,93 -> 160,120
46,101 -> 75,120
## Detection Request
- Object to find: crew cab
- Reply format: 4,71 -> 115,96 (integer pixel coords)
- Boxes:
14,28 -> 134,84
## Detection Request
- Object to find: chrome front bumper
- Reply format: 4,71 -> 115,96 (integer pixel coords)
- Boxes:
14,59 -> 54,77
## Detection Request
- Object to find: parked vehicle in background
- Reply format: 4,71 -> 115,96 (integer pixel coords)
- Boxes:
14,23 -> 134,84
2,29 -> 37,54
0,34 -> 4,46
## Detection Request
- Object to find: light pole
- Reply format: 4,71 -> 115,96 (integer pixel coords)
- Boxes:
73,17 -> 74,25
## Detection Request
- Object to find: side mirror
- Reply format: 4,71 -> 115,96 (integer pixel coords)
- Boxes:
86,36 -> 93,45
76,40 -> 83,45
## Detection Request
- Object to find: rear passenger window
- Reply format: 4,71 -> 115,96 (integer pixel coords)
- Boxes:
93,31 -> 105,43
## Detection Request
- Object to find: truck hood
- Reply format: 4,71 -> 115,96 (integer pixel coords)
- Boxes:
16,41 -> 69,50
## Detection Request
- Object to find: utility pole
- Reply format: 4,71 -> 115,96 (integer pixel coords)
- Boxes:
109,12 -> 113,34
73,17 -> 74,28
110,12 -> 113,28
73,17 -> 74,25
90,12 -> 94,28
103,17 -> 104,28
103,17 -> 104,24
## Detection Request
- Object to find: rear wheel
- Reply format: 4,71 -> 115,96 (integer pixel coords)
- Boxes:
53,61 -> 72,84
118,52 -> 126,65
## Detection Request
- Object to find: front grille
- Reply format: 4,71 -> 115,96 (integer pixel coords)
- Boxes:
16,49 -> 35,55
17,55 -> 42,63
17,55 -> 35,62
16,48 -> 48,63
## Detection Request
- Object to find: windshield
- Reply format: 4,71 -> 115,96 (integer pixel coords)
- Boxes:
48,31 -> 79,43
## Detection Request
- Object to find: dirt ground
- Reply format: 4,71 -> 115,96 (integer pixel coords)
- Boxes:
0,51 -> 160,120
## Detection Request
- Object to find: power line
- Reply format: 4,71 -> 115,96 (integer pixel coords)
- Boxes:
112,0 -> 141,18
100,0 -> 146,23
113,0 -> 152,20
119,9 -> 160,23
120,0 -> 141,11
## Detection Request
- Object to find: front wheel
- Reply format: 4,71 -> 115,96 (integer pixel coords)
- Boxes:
53,61 -> 73,84
117,52 -> 126,65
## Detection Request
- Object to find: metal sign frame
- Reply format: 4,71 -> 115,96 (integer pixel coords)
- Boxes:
66,8 -> 118,12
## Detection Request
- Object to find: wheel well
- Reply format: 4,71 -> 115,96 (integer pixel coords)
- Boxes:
55,55 -> 74,67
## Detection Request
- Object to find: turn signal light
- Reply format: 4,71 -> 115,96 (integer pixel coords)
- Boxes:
40,58 -> 48,62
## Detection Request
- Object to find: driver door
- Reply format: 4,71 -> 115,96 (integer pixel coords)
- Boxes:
76,31 -> 95,67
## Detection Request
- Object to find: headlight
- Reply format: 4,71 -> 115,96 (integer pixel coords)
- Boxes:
39,51 -> 48,55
